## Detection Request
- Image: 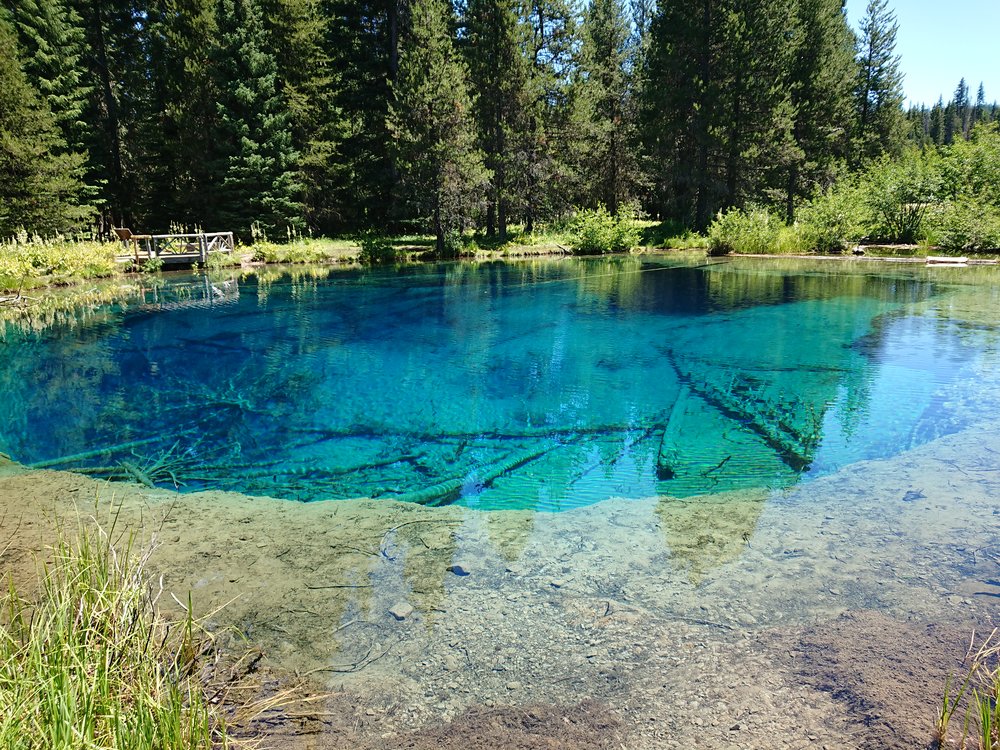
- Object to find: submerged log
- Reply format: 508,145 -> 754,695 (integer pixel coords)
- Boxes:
388,444 -> 555,507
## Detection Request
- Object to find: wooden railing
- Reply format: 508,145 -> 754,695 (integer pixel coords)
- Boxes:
128,232 -> 235,265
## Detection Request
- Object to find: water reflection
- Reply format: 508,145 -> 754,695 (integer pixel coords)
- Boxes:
0,257 -> 993,510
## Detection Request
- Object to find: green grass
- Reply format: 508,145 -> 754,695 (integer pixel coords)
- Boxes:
0,523 -> 231,750
937,630 -> 1000,749
0,235 -> 120,291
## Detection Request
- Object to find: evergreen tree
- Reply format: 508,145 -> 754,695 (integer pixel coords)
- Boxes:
262,0 -> 347,233
462,0 -> 534,240
576,0 -> 641,214
4,0 -> 91,158
211,0 -> 304,236
143,0 -> 221,228
784,0 -> 856,219
519,0 -> 578,230
641,0 -> 797,228
852,0 -> 905,163
953,77 -> 970,139
973,82 -> 987,128
388,0 -> 488,254
324,0 -> 397,228
929,96 -> 946,146
71,0 -> 152,226
0,16 -> 91,236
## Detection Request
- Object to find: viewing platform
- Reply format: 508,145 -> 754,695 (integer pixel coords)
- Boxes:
114,228 -> 236,267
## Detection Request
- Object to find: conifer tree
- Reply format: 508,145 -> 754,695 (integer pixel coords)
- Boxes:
211,0 -> 304,236
0,16 -> 91,236
853,0 -> 905,163
462,0 -> 534,240
576,0 -> 641,214
4,0 -> 91,158
389,0 -> 488,255
262,0 -> 346,233
784,0 -> 857,219
144,0 -> 221,228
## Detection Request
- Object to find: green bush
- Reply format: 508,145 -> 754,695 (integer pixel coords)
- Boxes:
930,200 -> 1000,251
796,183 -> 867,252
707,206 -> 784,255
250,239 -> 330,264
570,206 -> 640,254
0,236 -> 120,290
358,231 -> 399,264
858,149 -> 942,243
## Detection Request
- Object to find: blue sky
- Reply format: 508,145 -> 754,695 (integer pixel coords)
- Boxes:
845,0 -> 999,106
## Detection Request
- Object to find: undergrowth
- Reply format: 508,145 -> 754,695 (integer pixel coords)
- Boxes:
0,522 -> 232,749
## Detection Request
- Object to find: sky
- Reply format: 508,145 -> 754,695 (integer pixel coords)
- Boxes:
845,0 -> 1000,106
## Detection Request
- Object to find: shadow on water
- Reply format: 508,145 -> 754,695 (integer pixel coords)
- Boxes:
0,256 -> 995,511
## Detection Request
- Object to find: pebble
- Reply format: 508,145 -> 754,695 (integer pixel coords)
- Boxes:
388,601 -> 414,621
506,681 -> 522,691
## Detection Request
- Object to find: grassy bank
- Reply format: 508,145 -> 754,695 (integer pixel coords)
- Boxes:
0,524 -> 230,749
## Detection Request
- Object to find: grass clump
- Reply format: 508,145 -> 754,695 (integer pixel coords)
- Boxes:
0,524 -> 230,749
0,234 -> 120,291
937,629 -> 1000,749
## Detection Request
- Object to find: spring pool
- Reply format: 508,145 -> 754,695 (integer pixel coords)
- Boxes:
0,256 -> 996,510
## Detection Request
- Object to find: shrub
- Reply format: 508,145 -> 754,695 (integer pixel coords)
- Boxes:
570,206 -> 640,254
358,231 -> 399,264
858,149 -> 942,243
796,183 -> 868,252
707,206 -> 784,255
250,239 -> 329,264
930,200 -> 1000,251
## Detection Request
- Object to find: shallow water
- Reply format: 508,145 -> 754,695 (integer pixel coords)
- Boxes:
3,256 -> 1000,747
1,256 -> 998,511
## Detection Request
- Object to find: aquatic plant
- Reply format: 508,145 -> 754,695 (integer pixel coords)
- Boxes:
0,524 -> 228,749
936,629 -> 1000,749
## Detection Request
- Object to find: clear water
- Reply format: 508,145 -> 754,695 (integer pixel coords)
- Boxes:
0,256 -> 990,511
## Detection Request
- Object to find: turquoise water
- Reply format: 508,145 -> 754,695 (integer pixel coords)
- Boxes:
0,257 -> 989,510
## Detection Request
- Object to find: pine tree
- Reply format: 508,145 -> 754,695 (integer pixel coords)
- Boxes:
71,0 -> 152,226
4,0 -> 91,158
929,96 -> 946,146
641,0 -> 797,228
388,0 -> 488,254
211,0 -> 304,236
953,77 -> 970,140
324,0 -> 397,228
784,0 -> 857,219
522,0 -> 580,228
462,0 -> 534,240
576,0 -> 641,214
973,82 -> 987,129
143,0 -> 221,228
0,16 -> 91,236
853,0 -> 905,163
262,0 -> 346,233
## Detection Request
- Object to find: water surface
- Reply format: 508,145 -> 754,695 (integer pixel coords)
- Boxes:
0,256 -> 995,510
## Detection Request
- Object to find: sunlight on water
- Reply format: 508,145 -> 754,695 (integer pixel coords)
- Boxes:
0,256 -> 997,511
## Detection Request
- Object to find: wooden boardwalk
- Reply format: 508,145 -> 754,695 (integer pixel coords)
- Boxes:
116,229 -> 235,266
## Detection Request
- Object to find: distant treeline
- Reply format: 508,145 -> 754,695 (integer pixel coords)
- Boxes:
0,0 -> 994,249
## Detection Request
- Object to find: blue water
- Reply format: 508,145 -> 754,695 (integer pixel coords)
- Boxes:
0,257 -> 987,510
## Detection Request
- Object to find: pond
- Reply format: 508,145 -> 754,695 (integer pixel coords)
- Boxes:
0,256 -> 993,510
2,255 -> 1000,747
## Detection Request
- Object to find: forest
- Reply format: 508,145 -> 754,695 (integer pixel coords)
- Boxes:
1,0 -> 999,254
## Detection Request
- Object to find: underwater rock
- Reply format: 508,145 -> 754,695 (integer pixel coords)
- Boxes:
389,601 -> 414,621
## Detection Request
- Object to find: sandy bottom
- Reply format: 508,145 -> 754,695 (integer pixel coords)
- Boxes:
2,415 -> 999,749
